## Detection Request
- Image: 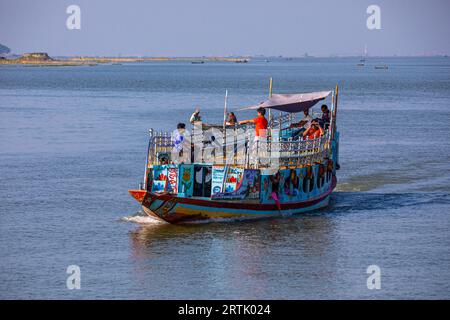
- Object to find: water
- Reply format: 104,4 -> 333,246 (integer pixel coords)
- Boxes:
1,57 -> 449,299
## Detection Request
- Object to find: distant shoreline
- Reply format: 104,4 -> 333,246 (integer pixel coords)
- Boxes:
0,52 -> 447,67
0,53 -> 251,66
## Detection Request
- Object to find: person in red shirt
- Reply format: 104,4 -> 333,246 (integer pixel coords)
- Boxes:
302,119 -> 324,140
239,107 -> 268,164
238,107 -> 268,137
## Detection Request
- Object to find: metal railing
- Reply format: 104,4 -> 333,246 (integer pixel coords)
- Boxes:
146,126 -> 332,169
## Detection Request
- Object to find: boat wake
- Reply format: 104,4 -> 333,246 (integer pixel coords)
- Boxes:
328,192 -> 450,214
121,211 -> 166,225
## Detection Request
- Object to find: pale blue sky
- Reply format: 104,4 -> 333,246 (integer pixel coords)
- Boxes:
0,0 -> 449,56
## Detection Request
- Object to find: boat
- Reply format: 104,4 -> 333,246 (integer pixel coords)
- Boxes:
129,83 -> 341,224
191,61 -> 205,64
357,45 -> 367,67
374,64 -> 388,70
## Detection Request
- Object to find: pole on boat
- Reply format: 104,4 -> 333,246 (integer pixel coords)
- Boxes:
223,89 -> 228,130
268,77 -> 273,126
332,83 -> 339,140
269,77 -> 273,97
223,90 -> 228,164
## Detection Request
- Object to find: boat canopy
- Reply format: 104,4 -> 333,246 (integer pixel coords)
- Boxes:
239,91 -> 331,113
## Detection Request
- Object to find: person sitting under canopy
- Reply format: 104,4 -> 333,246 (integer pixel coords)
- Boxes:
319,104 -> 330,130
290,109 -> 312,139
303,119 -> 324,140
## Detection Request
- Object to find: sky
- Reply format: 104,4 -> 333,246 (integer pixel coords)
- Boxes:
0,0 -> 449,57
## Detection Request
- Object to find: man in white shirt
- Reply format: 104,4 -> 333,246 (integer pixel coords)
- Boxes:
189,108 -> 202,124
290,109 -> 312,138
171,123 -> 189,163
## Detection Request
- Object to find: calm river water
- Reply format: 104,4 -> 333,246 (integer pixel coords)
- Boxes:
0,57 -> 449,299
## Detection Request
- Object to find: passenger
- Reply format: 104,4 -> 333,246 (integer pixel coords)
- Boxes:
238,107 -> 268,138
189,108 -> 202,124
238,107 -> 268,162
319,104 -> 330,130
226,112 -> 238,125
290,109 -> 312,139
302,119 -> 324,140
172,123 -> 186,159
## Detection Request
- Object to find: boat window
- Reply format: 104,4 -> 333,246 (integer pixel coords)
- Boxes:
193,165 -> 212,197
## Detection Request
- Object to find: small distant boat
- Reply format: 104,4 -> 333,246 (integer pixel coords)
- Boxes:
191,61 -> 205,64
357,45 -> 367,66
235,59 -> 249,63
374,64 -> 388,70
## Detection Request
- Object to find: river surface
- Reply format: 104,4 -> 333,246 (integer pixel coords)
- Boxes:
0,57 -> 449,299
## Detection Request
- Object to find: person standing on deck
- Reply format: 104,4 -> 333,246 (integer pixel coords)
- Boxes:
171,123 -> 188,163
319,104 -> 330,130
189,108 -> 202,124
238,107 -> 268,164
238,107 -> 268,137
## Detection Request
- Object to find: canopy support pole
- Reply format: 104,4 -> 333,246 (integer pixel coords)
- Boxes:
268,77 -> 273,126
223,90 -> 228,164
331,84 -> 339,140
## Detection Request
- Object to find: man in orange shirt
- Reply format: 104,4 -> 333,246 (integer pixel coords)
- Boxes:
238,107 -> 268,137
239,107 -> 268,164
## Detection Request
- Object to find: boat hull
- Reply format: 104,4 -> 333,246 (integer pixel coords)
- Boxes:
129,176 -> 336,224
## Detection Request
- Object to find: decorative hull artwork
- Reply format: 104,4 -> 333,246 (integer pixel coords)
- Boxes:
130,175 -> 336,224
129,160 -> 337,224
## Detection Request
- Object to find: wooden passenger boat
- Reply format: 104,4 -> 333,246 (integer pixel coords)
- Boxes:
129,83 -> 341,224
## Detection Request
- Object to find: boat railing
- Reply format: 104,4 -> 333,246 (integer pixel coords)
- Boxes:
146,126 -> 332,169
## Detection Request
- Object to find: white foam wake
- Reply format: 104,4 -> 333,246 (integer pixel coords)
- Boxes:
121,211 -> 165,225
